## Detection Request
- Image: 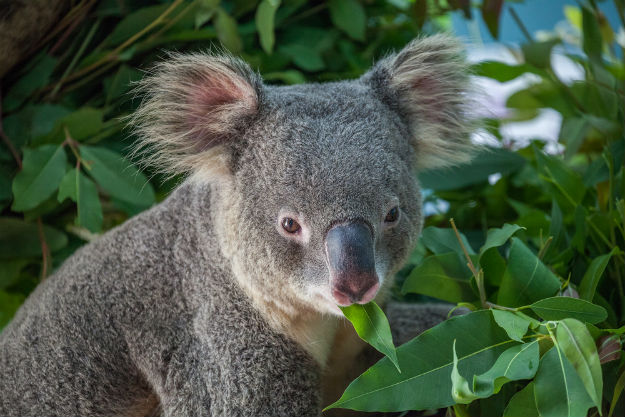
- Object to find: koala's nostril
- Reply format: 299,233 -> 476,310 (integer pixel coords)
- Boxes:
332,288 -> 352,306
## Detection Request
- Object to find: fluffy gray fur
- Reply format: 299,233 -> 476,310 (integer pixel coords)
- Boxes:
0,35 -> 474,416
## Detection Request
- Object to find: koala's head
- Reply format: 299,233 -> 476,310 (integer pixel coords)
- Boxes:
133,35 -> 474,316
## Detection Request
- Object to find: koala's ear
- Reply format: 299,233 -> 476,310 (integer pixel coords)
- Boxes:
362,34 -> 476,170
130,52 -> 262,179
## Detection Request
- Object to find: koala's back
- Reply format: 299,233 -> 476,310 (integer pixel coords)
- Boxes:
0,188 -> 186,415
0,185 -> 316,416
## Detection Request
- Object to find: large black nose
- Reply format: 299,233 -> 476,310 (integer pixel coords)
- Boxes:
325,221 -> 379,306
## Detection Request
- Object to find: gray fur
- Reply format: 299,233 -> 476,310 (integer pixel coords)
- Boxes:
0,35 -> 474,416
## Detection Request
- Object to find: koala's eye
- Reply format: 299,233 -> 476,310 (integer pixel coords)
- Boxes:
281,217 -> 301,234
384,207 -> 400,223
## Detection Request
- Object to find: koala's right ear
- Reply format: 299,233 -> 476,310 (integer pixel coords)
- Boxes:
361,34 -> 476,170
130,52 -> 262,180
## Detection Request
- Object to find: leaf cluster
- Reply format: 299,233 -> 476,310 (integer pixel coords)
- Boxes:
335,2 -> 625,416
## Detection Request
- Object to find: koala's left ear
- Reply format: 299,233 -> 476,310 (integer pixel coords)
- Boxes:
362,34 -> 476,170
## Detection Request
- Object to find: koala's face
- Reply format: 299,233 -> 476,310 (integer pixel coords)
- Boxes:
232,82 -> 421,314
133,35 -> 474,316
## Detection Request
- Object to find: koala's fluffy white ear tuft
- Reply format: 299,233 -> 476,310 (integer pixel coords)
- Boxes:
130,52 -> 262,180
363,34 -> 476,170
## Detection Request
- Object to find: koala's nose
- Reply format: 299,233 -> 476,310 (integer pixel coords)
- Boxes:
325,220 -> 379,306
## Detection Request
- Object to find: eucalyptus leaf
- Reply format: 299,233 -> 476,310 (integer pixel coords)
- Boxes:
326,310 -> 516,412
420,226 -> 475,256
479,224 -> 524,260
401,252 -> 474,303
530,297 -> 607,324
534,347 -> 594,417
503,382 -> 539,417
215,8 -> 243,52
578,249 -> 616,302
12,145 -> 67,212
80,146 -> 154,208
0,291 -> 25,330
554,318 -> 603,410
58,169 -> 103,233
452,340 -> 539,403
329,0 -> 366,41
491,309 -> 532,342
340,302 -> 399,372
255,0 -> 281,54
497,238 -> 561,307
0,218 -> 67,259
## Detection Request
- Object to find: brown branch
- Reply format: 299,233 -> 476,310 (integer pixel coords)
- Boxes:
37,217 -> 50,280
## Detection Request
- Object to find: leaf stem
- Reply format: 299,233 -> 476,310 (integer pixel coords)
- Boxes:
36,217 -> 50,280
450,218 -> 487,308
508,6 -> 532,42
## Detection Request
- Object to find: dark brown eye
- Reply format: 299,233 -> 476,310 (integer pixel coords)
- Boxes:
385,207 -> 399,223
281,217 -> 301,233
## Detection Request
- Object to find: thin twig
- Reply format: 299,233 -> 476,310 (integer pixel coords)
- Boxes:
509,6 -> 532,42
450,218 -> 488,308
450,218 -> 478,276
37,217 -> 50,280
537,236 -> 553,260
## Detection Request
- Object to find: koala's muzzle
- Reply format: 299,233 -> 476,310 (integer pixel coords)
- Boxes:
325,221 -> 379,306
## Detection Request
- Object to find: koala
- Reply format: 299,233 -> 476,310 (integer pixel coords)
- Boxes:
0,34 -> 474,416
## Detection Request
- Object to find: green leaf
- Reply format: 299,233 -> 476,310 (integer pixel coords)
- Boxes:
215,8 -> 243,53
255,0 -> 281,54
329,0 -> 366,41
3,54 -> 57,112
534,347 -> 594,417
30,104 -> 72,139
522,40 -> 559,69
420,226 -> 475,256
325,310 -> 516,412
59,108 -> 105,142
340,302 -> 400,372
491,309 -> 532,342
497,238 -> 561,307
554,319 -> 603,411
534,147 -> 586,208
480,248 -> 507,287
0,218 -> 67,259
0,290 -> 25,330
609,369 -> 625,417
401,252 -> 474,303
105,5 -> 169,46
58,169 -> 103,233
479,224 -> 524,260
452,340 -> 539,403
12,145 -> 67,211
581,5 -> 602,61
80,146 -> 154,208
473,61 -> 544,82
419,147 -> 526,191
105,65 -> 143,104
279,44 -> 325,72
503,382 -> 539,417
0,259 -> 30,290
530,297 -> 607,324
578,250 -> 616,302
481,0 -> 503,39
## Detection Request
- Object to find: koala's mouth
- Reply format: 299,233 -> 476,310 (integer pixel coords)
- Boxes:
324,220 -> 380,306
